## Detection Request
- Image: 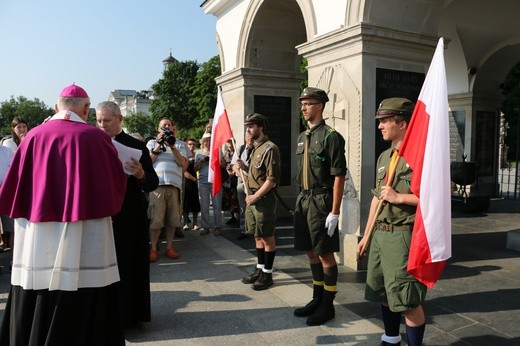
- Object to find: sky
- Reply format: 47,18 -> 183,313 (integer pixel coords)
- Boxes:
0,0 -> 218,108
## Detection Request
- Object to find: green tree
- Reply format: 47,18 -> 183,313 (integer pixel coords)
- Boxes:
150,56 -> 223,141
300,58 -> 308,91
501,62 -> 520,161
122,111 -> 156,139
299,58 -> 308,132
150,60 -> 199,133
0,96 -> 54,134
190,55 -> 221,139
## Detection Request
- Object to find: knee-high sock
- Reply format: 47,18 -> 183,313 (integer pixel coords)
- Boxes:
310,262 -> 324,285
406,323 -> 425,346
323,265 -> 337,292
256,248 -> 265,265
263,251 -> 276,273
381,304 -> 402,337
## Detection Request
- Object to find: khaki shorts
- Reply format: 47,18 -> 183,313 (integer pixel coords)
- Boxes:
245,191 -> 277,237
293,192 -> 340,256
148,186 -> 182,229
364,227 -> 427,312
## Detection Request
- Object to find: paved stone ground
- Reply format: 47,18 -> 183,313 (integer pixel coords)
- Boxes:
0,199 -> 518,345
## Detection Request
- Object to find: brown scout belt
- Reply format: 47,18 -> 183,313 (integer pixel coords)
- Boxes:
376,222 -> 413,232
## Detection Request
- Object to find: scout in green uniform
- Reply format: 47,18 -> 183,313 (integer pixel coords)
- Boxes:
293,87 -> 347,326
357,98 -> 427,346
237,113 -> 281,290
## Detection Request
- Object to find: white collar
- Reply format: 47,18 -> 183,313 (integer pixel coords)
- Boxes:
48,110 -> 86,123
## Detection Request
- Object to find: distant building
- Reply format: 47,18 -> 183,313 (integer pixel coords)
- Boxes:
162,51 -> 178,70
108,89 -> 153,117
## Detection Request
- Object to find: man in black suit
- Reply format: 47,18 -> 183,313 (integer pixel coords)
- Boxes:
96,101 -> 159,329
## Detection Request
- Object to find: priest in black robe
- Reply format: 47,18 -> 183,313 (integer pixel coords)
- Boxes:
96,101 -> 159,330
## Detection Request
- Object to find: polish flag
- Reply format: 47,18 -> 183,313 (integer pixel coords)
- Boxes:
399,38 -> 452,288
209,87 -> 233,196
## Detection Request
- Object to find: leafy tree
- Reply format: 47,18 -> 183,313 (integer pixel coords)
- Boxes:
150,60 -> 200,134
501,62 -> 520,161
150,56 -> 223,141
122,111 -> 156,139
300,58 -> 308,91
0,96 -> 54,135
190,55 -> 220,138
299,58 -> 308,132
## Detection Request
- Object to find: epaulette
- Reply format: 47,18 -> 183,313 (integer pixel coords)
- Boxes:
323,127 -> 336,147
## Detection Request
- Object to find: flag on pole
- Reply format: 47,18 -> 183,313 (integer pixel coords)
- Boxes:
209,87 -> 233,196
399,37 -> 452,288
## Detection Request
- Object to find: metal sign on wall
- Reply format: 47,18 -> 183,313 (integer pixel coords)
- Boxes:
253,95 -> 292,186
375,68 -> 425,159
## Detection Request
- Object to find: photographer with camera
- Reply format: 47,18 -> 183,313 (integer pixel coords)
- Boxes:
146,118 -> 189,262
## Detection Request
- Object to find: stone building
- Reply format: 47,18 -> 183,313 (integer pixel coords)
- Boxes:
202,0 -> 520,268
108,89 -> 152,117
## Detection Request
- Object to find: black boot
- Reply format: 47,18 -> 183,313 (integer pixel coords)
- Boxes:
252,272 -> 273,290
306,290 -> 336,326
294,284 -> 323,317
241,268 -> 262,284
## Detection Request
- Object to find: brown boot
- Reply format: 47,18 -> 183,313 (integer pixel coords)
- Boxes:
252,271 -> 273,290
241,267 -> 262,284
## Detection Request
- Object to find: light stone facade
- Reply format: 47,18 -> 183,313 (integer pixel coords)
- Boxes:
108,89 -> 152,117
202,0 -> 520,269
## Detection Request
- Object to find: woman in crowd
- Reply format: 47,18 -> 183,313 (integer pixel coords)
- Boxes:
2,117 -> 28,152
222,139 -> 240,226
0,117 -> 28,260
182,138 -> 201,231
194,132 -> 224,236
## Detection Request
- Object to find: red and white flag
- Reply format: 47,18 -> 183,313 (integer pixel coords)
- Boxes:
399,37 -> 452,288
209,87 -> 233,196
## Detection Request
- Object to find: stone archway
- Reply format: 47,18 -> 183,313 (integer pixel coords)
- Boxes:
204,0 -> 520,268
218,0 -> 307,204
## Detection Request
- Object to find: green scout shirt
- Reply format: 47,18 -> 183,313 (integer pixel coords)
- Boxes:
372,147 -> 416,226
296,120 -> 347,189
247,137 -> 281,191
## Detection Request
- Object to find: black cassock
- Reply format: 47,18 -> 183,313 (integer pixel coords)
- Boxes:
113,131 -> 158,329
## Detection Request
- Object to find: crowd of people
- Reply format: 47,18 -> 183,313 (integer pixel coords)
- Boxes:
0,84 -> 428,346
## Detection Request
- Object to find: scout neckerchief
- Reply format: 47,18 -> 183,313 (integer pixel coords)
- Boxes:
386,149 -> 399,184
303,130 -> 311,189
302,121 -> 326,189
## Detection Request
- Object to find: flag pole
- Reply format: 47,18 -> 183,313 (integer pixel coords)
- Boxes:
210,85 -> 235,197
358,156 -> 402,260
230,137 -> 250,196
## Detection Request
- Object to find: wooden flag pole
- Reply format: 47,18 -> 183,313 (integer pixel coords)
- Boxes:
230,137 -> 250,196
358,155 -> 402,260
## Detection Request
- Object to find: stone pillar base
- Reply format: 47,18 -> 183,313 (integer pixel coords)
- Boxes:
338,233 -> 367,270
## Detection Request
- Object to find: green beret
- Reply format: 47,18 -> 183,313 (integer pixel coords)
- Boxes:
375,98 -> 415,119
244,112 -> 267,127
299,87 -> 329,104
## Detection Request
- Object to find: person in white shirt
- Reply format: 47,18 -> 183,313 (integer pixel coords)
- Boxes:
146,118 -> 189,262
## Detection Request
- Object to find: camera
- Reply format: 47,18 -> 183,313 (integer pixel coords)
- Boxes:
159,125 -> 176,146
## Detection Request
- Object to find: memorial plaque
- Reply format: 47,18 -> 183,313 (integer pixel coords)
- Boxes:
254,95 -> 292,186
375,68 -> 425,159
475,111 -> 498,178
449,110 -> 465,162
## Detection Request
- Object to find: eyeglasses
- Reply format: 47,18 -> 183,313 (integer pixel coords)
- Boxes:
300,102 -> 320,108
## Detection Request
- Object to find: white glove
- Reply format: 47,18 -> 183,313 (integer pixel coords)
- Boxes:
325,213 -> 339,237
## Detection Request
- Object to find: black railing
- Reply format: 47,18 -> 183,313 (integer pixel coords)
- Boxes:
498,162 -> 519,200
